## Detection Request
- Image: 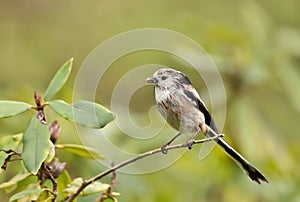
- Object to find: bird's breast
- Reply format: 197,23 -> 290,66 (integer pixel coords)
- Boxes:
155,87 -> 204,134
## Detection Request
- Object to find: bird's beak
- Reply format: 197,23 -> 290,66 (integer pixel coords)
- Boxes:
147,77 -> 157,84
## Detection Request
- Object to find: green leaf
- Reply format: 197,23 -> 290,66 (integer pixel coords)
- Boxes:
83,181 -> 110,196
64,178 -> 110,196
64,178 -> 83,194
45,140 -> 55,163
0,101 -> 31,118
0,134 -> 22,174
22,115 -> 50,174
48,100 -> 115,129
47,99 -> 72,120
0,172 -> 32,190
56,170 -> 72,202
9,188 -> 44,202
37,189 -> 54,201
55,144 -> 104,160
44,58 -> 73,101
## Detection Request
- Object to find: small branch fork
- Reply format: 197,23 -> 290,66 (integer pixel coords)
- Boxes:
41,162 -> 58,199
33,91 -> 47,125
65,134 -> 224,202
0,149 -> 21,170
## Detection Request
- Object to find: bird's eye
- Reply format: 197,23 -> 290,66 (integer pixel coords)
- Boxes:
161,76 -> 167,80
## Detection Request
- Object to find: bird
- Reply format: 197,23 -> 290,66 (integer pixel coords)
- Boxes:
147,68 -> 268,184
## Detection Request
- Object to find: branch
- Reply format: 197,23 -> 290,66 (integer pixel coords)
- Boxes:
0,149 -> 21,170
42,163 -> 58,200
65,134 -> 224,202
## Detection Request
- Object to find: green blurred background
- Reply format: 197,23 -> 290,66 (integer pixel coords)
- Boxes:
1,0 -> 300,201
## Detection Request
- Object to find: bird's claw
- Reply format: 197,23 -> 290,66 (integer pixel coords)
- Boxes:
161,146 -> 168,154
186,140 -> 193,150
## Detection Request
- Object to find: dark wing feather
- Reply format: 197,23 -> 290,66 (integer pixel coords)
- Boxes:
183,88 -> 219,134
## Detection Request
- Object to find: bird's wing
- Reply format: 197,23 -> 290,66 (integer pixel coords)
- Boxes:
182,85 -> 219,134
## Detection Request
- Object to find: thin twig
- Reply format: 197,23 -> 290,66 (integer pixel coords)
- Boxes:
99,162 -> 117,202
0,149 -> 21,170
43,163 -> 58,201
65,134 -> 224,202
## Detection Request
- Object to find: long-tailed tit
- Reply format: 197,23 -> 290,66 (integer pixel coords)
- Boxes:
147,68 -> 268,184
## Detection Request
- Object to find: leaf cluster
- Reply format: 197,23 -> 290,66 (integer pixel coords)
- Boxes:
0,58 -> 116,201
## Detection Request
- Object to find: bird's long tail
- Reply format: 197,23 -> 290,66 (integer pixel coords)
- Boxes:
206,127 -> 268,184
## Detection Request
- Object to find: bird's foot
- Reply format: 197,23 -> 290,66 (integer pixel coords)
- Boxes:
186,140 -> 193,150
161,145 -> 168,154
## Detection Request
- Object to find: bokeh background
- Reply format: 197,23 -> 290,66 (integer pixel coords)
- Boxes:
1,0 -> 300,201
